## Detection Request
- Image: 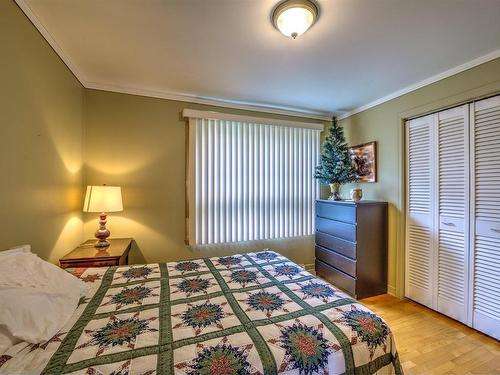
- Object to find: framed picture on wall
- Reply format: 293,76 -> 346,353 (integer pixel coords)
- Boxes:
349,141 -> 377,182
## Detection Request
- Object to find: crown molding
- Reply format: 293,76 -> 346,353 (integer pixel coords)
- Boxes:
86,81 -> 333,121
15,0 -> 332,121
338,48 -> 500,120
15,0 -> 88,85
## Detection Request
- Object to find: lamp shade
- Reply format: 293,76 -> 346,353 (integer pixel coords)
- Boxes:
83,186 -> 123,213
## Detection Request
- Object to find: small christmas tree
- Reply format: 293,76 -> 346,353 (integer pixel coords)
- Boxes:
314,118 -> 358,200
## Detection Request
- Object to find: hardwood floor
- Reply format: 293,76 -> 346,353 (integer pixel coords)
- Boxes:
359,294 -> 500,375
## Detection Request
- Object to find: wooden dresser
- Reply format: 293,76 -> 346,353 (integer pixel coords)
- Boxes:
315,199 -> 388,299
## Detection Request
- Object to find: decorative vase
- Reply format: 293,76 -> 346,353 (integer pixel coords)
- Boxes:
329,183 -> 342,201
350,188 -> 363,202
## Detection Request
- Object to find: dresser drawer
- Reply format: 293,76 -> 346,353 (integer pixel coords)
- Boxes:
316,217 -> 356,242
315,259 -> 356,296
316,201 -> 356,223
315,245 -> 356,277
315,231 -> 356,259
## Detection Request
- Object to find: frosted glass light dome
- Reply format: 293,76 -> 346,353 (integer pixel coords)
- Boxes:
273,0 -> 319,39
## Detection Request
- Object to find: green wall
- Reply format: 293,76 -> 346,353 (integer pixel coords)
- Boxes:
0,1 -> 84,262
339,58 -> 500,297
83,89 -> 329,266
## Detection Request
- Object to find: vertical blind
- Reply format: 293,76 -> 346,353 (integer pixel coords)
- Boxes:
185,110 -> 322,245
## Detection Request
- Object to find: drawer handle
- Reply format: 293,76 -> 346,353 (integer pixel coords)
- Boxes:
442,222 -> 456,227
491,228 -> 500,233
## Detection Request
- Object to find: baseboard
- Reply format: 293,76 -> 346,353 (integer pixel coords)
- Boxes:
388,285 -> 397,296
303,263 -> 315,272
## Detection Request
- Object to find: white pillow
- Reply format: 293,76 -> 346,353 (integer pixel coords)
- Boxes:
0,244 -> 31,257
0,287 -> 81,344
0,252 -> 87,293
0,252 -> 88,344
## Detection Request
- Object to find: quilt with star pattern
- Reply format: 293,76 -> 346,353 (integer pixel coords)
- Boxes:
0,250 -> 402,375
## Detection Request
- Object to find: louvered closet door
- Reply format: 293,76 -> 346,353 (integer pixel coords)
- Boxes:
471,95 -> 500,340
405,114 -> 436,308
436,105 -> 469,323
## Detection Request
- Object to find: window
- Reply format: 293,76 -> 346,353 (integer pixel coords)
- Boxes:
184,109 -> 322,245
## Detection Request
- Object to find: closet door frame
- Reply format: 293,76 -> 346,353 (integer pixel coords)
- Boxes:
404,94 -> 500,338
400,90 -> 500,302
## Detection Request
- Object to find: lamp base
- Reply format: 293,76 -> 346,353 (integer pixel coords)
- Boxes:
95,239 -> 110,248
94,213 -> 111,248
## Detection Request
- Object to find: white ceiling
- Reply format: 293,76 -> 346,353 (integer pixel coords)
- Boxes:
19,0 -> 500,119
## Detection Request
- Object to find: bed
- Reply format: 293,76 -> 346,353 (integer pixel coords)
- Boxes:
0,250 -> 402,375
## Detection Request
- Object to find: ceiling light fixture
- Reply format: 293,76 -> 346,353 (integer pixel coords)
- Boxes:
272,0 -> 319,39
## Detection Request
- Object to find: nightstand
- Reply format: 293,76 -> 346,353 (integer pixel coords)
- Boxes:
59,238 -> 133,268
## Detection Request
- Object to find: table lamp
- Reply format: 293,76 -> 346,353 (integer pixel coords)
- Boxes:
83,185 -> 123,248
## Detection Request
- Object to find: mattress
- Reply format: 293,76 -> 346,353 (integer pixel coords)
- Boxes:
0,250 -> 402,374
